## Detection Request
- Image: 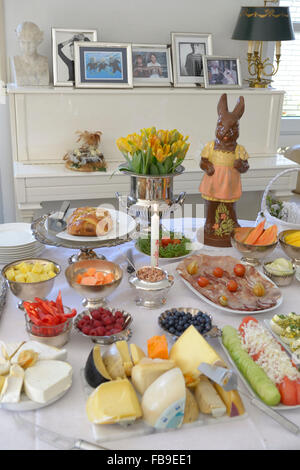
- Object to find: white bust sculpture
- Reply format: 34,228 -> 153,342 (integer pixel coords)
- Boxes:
11,21 -> 49,86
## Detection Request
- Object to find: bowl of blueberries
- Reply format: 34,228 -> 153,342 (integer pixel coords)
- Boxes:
158,307 -> 221,339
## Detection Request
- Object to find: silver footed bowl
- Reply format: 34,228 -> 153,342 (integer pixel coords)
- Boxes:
279,230 -> 300,263
262,260 -> 295,287
1,258 -> 61,309
231,235 -> 278,266
65,259 -> 123,309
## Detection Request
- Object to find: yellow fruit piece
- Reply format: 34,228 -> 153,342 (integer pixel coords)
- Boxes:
25,272 -> 42,283
5,269 -> 15,281
15,273 -> 26,283
44,262 -> 56,273
32,262 -> 44,274
46,271 -> 56,279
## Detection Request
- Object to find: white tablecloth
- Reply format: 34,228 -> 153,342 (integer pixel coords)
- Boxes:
1,218 -> 300,450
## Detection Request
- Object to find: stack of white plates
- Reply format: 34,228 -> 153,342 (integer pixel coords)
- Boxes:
0,223 -> 44,265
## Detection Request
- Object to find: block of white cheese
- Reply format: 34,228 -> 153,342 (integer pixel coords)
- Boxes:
24,360 -> 72,404
194,376 -> 226,418
141,367 -> 186,429
169,325 -> 226,387
0,364 -> 24,403
86,378 -> 142,425
131,358 -> 175,395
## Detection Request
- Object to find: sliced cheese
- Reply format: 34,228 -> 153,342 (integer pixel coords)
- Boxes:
24,360 -> 72,403
9,341 -> 67,362
0,364 -> 24,403
131,358 -> 175,395
213,384 -> 245,417
130,343 -> 146,365
183,388 -> 199,424
115,341 -> 133,377
0,357 -> 10,375
141,367 -> 186,429
86,378 -> 142,424
102,344 -> 126,380
0,376 -> 6,394
194,376 -> 226,418
169,325 -> 226,387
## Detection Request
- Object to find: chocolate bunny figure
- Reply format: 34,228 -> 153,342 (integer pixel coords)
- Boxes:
199,93 -> 249,247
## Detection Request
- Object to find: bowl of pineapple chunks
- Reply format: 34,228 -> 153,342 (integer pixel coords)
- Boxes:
2,258 -> 61,309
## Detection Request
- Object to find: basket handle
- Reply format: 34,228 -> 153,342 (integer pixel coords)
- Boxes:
260,167 -> 300,214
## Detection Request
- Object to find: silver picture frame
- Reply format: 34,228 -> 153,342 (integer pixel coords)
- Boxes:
203,56 -> 242,89
74,42 -> 133,89
52,28 -> 98,86
171,32 -> 213,87
132,44 -> 173,87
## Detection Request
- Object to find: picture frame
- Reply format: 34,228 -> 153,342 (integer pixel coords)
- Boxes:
203,56 -> 242,89
132,44 -> 173,87
171,32 -> 213,87
74,42 -> 133,88
52,28 -> 98,86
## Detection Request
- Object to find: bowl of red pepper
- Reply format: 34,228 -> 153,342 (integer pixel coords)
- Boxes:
23,291 -> 77,348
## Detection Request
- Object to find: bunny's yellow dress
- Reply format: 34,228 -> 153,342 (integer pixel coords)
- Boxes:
199,141 -> 249,203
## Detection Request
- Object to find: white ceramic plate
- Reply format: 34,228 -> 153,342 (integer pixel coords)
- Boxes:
219,338 -> 300,410
178,272 -> 283,315
56,208 -> 136,242
0,386 -> 71,412
0,223 -> 36,247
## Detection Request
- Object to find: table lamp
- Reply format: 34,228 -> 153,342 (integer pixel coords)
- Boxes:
232,1 -> 295,87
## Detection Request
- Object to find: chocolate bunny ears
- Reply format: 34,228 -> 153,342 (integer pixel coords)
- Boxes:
217,93 -> 245,131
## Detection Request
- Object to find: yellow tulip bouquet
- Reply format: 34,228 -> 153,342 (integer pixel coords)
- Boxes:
116,127 -> 190,175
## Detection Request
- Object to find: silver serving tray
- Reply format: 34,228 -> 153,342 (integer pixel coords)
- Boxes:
158,307 -> 221,341
74,308 -> 132,345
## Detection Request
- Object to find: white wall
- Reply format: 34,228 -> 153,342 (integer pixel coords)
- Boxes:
0,0 -> 288,222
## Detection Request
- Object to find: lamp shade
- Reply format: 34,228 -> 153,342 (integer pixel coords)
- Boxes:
232,6 -> 295,41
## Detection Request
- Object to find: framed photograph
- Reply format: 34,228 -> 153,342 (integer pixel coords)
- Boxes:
74,42 -> 133,88
171,32 -> 213,87
132,44 -> 173,86
203,56 -> 242,88
52,28 -> 97,86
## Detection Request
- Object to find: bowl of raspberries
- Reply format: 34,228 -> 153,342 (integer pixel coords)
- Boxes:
74,306 -> 132,344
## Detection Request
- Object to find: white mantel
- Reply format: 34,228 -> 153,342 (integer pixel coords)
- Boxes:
7,85 -> 298,222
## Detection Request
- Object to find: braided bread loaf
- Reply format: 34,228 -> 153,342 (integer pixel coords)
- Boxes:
67,207 -> 113,237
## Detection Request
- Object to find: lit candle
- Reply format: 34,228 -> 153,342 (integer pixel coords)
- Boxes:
248,40 -> 253,54
276,41 -> 281,56
151,204 -> 160,267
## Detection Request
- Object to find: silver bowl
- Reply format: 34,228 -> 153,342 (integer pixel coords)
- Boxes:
65,259 -> 123,309
158,307 -> 221,341
74,308 -> 132,344
263,260 -> 296,287
129,266 -> 174,308
231,235 -> 278,266
1,258 -> 61,309
279,230 -> 300,263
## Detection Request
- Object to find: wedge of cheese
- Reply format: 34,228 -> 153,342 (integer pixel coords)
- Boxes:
130,343 -> 146,365
183,388 -> 199,423
86,378 -> 142,424
131,358 -> 175,395
9,341 -> 68,362
0,357 -> 10,375
0,364 -> 24,403
169,325 -> 226,387
24,360 -> 72,403
213,384 -> 245,417
115,341 -> 133,377
102,344 -> 126,380
194,376 -> 226,418
0,376 -> 6,394
141,367 -> 186,429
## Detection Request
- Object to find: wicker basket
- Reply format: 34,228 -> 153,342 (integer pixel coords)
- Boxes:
257,168 -> 300,232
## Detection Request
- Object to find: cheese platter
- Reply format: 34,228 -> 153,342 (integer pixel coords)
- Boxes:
176,254 -> 283,315
80,328 -> 248,444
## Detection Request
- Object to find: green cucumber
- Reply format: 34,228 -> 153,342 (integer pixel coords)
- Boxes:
222,326 -> 281,407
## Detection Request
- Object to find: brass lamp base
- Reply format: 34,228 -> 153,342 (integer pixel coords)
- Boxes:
246,78 -> 273,88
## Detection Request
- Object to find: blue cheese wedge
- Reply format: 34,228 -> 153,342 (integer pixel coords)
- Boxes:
24,360 -> 72,404
0,364 -> 24,403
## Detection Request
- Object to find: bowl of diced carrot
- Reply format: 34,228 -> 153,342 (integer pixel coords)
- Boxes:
65,259 -> 123,309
